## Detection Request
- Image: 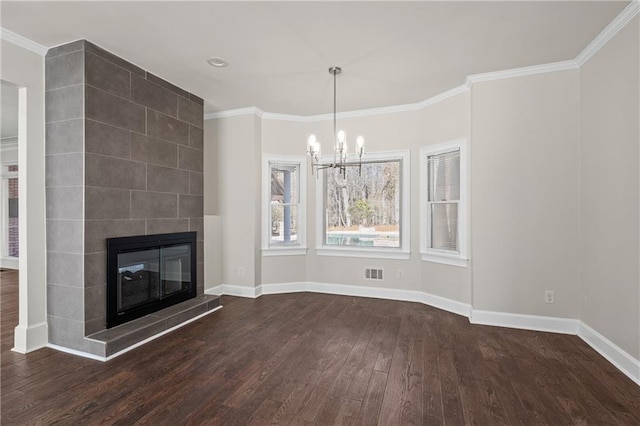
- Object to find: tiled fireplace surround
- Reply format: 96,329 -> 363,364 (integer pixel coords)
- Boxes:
46,40 -> 218,357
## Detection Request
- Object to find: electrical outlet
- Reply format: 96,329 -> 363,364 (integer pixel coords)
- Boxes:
238,267 -> 245,277
545,290 -> 555,304
397,269 -> 404,279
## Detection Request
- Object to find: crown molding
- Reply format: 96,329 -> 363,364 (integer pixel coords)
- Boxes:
203,59 -> 575,122
416,84 -> 470,108
0,139 -> 19,153
206,84 -> 470,123
576,0 -> 640,66
466,60 -> 579,86
204,106 -> 263,120
0,28 -> 47,56
261,112 -> 312,122
306,86 -> 470,121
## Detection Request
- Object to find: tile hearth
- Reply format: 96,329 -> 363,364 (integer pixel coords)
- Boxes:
87,294 -> 220,358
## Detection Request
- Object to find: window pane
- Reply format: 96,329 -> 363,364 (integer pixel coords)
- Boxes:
271,164 -> 299,204
8,176 -> 19,257
431,203 -> 458,251
428,150 -> 460,201
270,204 -> 298,246
324,161 -> 400,248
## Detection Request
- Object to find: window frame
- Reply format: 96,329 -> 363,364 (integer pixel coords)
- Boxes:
315,150 -> 410,260
420,139 -> 469,267
261,155 -> 307,256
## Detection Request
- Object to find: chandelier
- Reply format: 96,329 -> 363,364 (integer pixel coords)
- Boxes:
307,66 -> 365,176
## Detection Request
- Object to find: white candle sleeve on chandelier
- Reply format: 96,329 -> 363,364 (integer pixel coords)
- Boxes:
356,135 -> 365,153
307,134 -> 317,151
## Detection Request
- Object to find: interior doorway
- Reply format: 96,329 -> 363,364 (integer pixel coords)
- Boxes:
1,81 -> 20,270
1,79 -> 24,353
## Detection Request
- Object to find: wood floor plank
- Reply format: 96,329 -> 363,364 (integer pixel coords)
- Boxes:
333,397 -> 361,425
437,350 -> 467,425
355,370 -> 387,425
2,270 -> 639,425
246,398 -> 281,425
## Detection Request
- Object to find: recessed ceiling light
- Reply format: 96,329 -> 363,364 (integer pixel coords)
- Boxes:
207,57 -> 228,68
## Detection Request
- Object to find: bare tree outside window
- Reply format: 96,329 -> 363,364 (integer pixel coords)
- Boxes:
324,160 -> 401,248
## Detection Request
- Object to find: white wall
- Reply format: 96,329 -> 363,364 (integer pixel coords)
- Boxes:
0,39 -> 48,352
208,93 -> 472,303
471,70 -> 581,319
204,114 -> 262,289
580,15 -> 639,359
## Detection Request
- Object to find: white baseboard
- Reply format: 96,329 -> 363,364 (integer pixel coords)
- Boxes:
205,284 -> 258,298
470,310 -> 580,335
0,257 -> 19,270
12,321 -> 48,353
304,281 -> 424,303
210,281 -> 471,320
421,292 -> 471,317
261,282 -> 307,295
578,322 -> 640,386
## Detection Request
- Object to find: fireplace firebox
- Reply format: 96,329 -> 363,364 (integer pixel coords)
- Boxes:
106,232 -> 197,328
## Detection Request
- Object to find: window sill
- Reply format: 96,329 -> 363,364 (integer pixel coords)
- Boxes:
262,247 -> 308,256
421,252 -> 468,267
317,247 -> 410,260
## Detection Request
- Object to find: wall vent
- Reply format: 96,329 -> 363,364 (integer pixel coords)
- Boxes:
365,268 -> 384,280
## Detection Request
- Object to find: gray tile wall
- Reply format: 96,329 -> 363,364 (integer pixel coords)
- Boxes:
45,42 -> 86,351
46,40 -> 205,351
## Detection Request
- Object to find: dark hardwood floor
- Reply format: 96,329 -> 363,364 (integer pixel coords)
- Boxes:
1,269 -> 639,425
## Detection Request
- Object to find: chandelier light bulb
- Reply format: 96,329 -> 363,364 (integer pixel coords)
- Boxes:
308,135 -> 321,157
337,130 -> 346,144
356,136 -> 365,151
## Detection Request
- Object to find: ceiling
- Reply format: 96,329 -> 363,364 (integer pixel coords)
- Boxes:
0,1 -> 629,116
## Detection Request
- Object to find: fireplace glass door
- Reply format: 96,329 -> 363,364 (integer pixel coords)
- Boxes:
107,232 -> 197,328
117,245 -> 192,312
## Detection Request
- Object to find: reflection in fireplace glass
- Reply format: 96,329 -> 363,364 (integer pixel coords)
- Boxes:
162,244 -> 191,296
116,244 -> 193,313
117,248 -> 160,311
